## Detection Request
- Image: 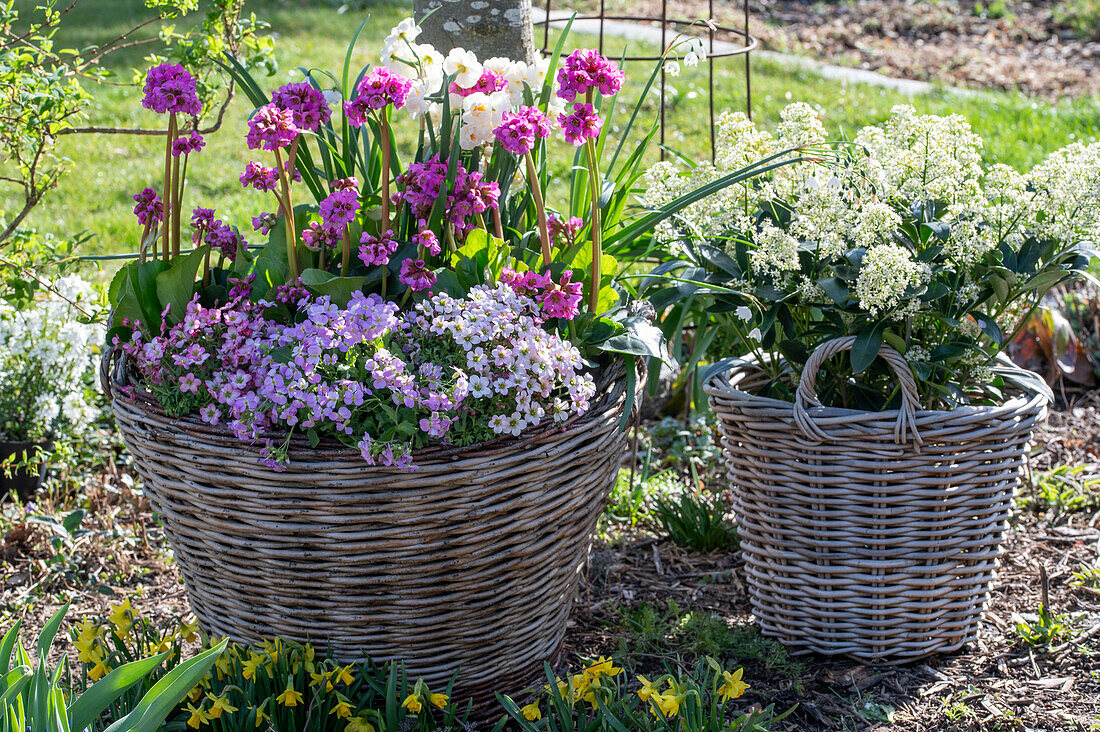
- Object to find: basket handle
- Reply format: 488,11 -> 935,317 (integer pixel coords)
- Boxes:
794,336 -> 923,446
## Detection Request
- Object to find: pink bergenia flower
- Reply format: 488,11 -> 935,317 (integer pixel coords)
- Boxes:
252,212 -> 278,235
142,63 -> 202,115
344,67 -> 412,126
560,103 -> 603,146
399,258 -> 437,292
132,188 -> 163,226
539,270 -> 583,320
318,188 -> 359,228
493,106 -> 551,157
556,49 -> 624,102
246,104 -> 300,151
240,161 -> 279,191
331,176 -> 360,192
271,82 -> 332,131
301,221 -> 341,252
191,207 -> 216,243
500,268 -> 551,296
548,213 -> 583,245
358,230 -> 399,266
206,220 -> 244,261
171,131 -> 205,157
415,228 -> 441,256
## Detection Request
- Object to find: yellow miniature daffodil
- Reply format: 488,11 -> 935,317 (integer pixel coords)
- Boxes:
336,663 -> 356,686
300,644 -> 316,674
214,651 -> 232,680
206,692 -> 238,719
187,684 -> 204,703
74,620 -> 102,663
344,716 -> 376,732
521,702 -> 542,721
242,653 -> 261,681
330,695 -> 355,719
401,692 -> 422,714
185,702 -> 210,729
570,672 -> 591,704
277,678 -> 304,708
429,692 -> 448,709
549,676 -> 569,700
586,656 -> 621,681
262,639 -> 280,665
652,691 -> 685,719
88,660 -> 110,681
717,667 -> 749,702
253,704 -> 269,729
107,599 -> 136,640
177,619 -> 200,643
637,675 -> 660,703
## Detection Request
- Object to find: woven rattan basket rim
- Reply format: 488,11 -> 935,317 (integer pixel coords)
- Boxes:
704,358 -> 1048,422
103,346 -> 632,463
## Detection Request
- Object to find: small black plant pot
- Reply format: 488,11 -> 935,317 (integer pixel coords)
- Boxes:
0,441 -> 49,502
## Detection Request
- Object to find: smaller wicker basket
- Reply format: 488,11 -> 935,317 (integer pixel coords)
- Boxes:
705,336 -> 1048,662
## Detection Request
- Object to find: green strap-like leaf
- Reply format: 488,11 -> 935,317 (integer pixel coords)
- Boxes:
67,652 -> 170,732
102,641 -> 227,732
0,621 -> 21,676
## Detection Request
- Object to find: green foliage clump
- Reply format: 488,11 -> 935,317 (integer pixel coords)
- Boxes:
653,490 -> 738,552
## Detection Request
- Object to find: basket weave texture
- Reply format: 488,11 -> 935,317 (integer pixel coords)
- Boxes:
105,351 -> 632,702
705,336 -> 1047,662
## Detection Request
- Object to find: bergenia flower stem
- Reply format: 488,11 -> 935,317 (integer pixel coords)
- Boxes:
584,138 -> 603,313
341,228 -> 351,276
380,108 -> 391,232
525,152 -> 552,269
492,206 -> 504,241
273,147 -> 299,280
161,113 -> 176,261
170,143 -> 182,257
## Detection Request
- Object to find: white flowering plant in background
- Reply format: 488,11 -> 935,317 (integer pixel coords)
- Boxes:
0,276 -> 105,447
641,104 -> 1098,410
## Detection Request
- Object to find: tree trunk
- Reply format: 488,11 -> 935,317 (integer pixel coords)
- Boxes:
413,0 -> 537,63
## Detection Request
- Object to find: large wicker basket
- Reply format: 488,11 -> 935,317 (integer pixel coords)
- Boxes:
104,350 -> 633,703
705,336 -> 1047,662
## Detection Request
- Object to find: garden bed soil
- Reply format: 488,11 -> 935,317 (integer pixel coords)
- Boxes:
3,394 -> 1100,729
557,0 -> 1100,99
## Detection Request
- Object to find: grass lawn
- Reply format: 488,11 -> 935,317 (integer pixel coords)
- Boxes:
5,0 -> 1100,267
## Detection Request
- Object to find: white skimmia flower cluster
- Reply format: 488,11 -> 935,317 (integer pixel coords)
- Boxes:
640,103 -> 1099,408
